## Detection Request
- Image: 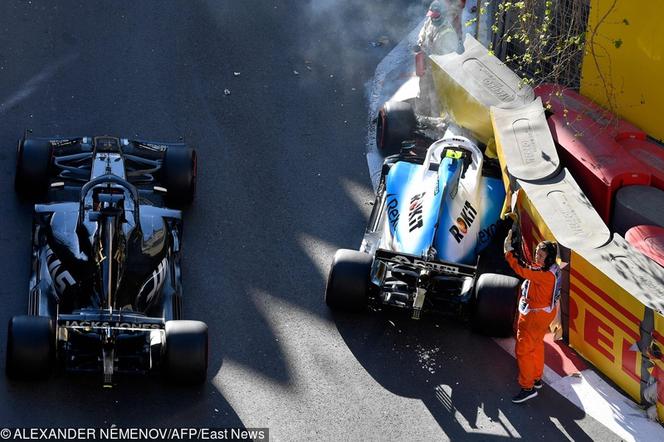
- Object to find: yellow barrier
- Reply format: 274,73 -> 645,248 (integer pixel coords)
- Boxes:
430,34 -> 533,145
568,249 -> 645,402
654,314 -> 664,420
491,97 -> 664,422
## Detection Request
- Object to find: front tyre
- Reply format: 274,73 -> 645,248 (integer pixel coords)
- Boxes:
471,273 -> 520,337
325,249 -> 373,312
15,138 -> 51,200
163,320 -> 208,384
376,101 -> 416,157
163,147 -> 197,207
6,315 -> 55,380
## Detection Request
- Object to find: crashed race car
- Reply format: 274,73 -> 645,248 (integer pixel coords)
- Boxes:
6,134 -> 207,386
326,103 -> 520,336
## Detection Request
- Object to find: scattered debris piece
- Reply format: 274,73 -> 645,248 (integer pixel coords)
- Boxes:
224,89 -> 231,96
293,70 -> 299,75
233,72 -> 241,77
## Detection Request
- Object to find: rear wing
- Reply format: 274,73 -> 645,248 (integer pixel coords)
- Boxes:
375,249 -> 476,277
57,312 -> 164,332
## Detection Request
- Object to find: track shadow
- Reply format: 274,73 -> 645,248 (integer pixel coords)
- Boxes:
333,309 -> 596,440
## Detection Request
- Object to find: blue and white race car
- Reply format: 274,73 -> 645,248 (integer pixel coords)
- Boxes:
326,103 -> 520,336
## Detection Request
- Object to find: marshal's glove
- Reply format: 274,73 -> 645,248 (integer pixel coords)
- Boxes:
504,230 -> 514,254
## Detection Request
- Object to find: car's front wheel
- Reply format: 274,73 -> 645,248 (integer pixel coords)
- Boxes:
471,273 -> 520,337
376,100 -> 416,157
325,249 -> 373,312
162,147 -> 197,207
15,138 -> 51,200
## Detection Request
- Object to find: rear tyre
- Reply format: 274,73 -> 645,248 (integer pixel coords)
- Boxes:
376,101 -> 416,156
163,147 -> 197,207
6,315 -> 55,380
472,273 -> 520,337
163,320 -> 208,384
15,138 -> 51,200
325,249 -> 373,312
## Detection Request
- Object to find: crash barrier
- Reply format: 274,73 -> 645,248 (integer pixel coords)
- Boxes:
491,97 -> 560,183
626,226 -> 664,268
535,85 -> 651,223
570,237 -> 664,421
517,170 -> 611,251
429,34 -> 534,145
612,186 -> 664,236
490,97 -> 664,422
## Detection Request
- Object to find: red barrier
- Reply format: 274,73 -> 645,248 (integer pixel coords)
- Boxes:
535,85 -> 651,223
625,225 -> 664,268
617,136 -> 664,191
536,84 -> 644,137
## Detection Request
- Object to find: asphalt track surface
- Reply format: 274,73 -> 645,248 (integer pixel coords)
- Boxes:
0,1 -> 621,441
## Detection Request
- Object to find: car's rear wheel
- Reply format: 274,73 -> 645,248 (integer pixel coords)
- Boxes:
325,249 -> 373,312
163,147 -> 197,207
6,315 -> 55,380
15,138 -> 51,200
471,273 -> 520,337
376,100 -> 416,157
163,320 -> 208,384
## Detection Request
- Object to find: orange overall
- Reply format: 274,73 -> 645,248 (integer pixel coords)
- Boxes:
505,251 -> 558,389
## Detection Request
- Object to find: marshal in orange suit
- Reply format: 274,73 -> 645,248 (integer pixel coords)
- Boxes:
504,231 -> 562,404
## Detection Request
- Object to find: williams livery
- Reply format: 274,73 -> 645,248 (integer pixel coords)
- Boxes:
380,138 -> 503,265
6,134 -> 207,386
326,109 -> 521,336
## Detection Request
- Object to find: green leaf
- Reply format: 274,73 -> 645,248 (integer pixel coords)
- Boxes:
613,39 -> 623,49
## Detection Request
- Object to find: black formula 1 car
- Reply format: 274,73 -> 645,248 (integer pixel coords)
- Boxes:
6,134 -> 207,386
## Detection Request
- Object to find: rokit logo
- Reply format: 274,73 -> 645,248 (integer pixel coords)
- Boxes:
386,194 -> 400,230
408,192 -> 425,232
449,200 -> 478,243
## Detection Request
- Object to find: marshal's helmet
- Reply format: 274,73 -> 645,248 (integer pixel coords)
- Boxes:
427,1 -> 445,26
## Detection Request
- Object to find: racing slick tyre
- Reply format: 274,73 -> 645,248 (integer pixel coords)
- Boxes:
5,315 -> 55,380
472,273 -> 520,337
163,147 -> 197,207
163,320 -> 208,384
325,249 -> 373,312
376,100 -> 416,157
15,138 -> 51,200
